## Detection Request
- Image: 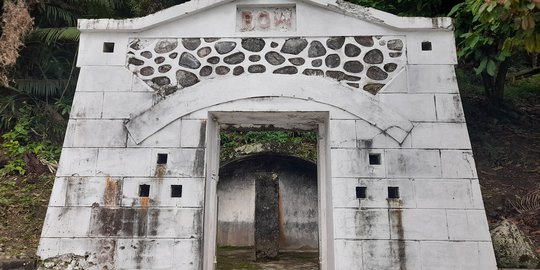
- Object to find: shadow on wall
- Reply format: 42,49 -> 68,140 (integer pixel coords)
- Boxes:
217,154 -> 318,250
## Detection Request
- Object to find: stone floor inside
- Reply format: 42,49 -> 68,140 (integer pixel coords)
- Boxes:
216,247 -> 320,270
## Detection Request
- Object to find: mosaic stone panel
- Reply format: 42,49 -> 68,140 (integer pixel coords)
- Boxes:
127,36 -> 406,95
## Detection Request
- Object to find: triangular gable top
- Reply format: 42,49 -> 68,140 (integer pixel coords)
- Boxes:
78,0 -> 453,32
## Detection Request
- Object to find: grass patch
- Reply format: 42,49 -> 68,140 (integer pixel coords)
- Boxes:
217,246 -> 260,270
0,174 -> 54,257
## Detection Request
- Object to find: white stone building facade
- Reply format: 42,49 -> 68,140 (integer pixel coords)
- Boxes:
38,0 -> 498,269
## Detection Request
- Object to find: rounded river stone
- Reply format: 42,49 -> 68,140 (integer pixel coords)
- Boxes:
216,66 -> 230,75
140,67 -> 154,76
155,39 -> 178,53
288,58 -> 305,66
387,39 -> 404,51
344,44 -> 361,57
326,70 -> 346,81
182,38 -> 201,51
343,61 -> 364,73
158,65 -> 172,73
325,54 -> 340,68
155,57 -> 165,64
265,51 -> 286,65
130,40 -> 144,50
249,55 -> 261,62
303,69 -> 324,76
384,63 -> 398,72
311,59 -> 322,67
308,41 -> 326,58
176,70 -> 199,87
141,51 -> 153,59
364,83 -> 385,94
215,41 -> 237,54
199,66 -> 212,77
274,66 -> 298,74
233,66 -> 244,76
207,57 -> 220,64
204,38 -> 220,43
152,76 -> 170,86
248,65 -> 266,73
389,52 -> 402,58
224,52 -> 245,65
271,42 -> 279,48
128,58 -> 144,66
242,38 -> 266,52
197,47 -> 212,58
379,40 -> 387,46
344,74 -> 361,81
367,66 -> 388,80
179,52 -> 201,69
354,36 -> 374,47
326,37 -> 345,50
364,49 -> 384,64
169,52 -> 178,59
347,83 -> 360,88
281,38 -> 308,55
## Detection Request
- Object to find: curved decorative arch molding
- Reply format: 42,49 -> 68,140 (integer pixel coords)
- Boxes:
126,74 -> 413,144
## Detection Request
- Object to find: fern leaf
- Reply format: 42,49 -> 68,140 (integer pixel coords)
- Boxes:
14,79 -> 69,97
30,27 -> 81,45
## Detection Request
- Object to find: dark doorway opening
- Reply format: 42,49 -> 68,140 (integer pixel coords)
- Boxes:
216,129 -> 320,270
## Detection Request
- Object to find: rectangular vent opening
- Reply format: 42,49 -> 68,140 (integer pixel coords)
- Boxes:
103,42 -> 115,53
388,187 -> 400,199
369,153 -> 381,165
157,153 -> 168,165
139,184 -> 150,197
421,41 -> 432,51
356,187 -> 367,199
171,185 -> 183,198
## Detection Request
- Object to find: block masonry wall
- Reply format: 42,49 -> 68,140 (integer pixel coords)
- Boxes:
38,0 -> 498,269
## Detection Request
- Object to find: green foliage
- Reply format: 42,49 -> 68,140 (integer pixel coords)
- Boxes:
450,0 -> 539,106
220,130 -> 318,162
30,27 -> 81,45
452,0 -> 539,75
348,0 -> 460,17
127,0 -> 189,16
0,107 -> 62,176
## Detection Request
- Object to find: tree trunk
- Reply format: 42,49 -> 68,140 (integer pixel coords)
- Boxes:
481,60 -> 510,108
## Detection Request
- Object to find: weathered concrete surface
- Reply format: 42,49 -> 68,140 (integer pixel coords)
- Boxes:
254,173 -> 280,260
217,155 -> 318,250
39,0 -> 496,268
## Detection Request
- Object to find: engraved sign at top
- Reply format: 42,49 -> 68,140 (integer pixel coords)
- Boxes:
237,6 -> 296,32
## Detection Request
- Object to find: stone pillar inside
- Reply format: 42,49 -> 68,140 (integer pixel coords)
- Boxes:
254,172 -> 280,260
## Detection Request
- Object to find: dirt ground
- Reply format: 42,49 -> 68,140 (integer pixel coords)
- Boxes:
217,247 -> 319,270
463,93 -> 540,253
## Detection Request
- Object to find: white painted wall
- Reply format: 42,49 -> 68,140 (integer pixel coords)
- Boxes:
38,0 -> 497,269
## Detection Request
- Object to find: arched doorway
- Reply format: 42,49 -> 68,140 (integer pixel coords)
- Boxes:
218,154 -> 319,248
216,154 -> 319,268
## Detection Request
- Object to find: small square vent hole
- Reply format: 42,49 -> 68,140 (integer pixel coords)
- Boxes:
369,153 -> 381,165
388,187 -> 400,199
139,184 -> 150,197
171,185 -> 183,198
157,153 -> 168,165
103,42 -> 115,53
421,41 -> 432,51
356,187 -> 367,199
